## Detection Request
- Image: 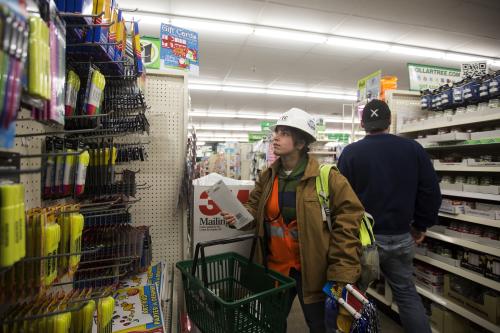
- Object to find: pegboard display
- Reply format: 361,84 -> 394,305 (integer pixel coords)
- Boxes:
124,73 -> 187,266
114,73 -> 187,332
13,111 -> 60,209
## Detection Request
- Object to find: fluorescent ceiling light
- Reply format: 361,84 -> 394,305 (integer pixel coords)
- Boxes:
125,11 -> 499,63
443,53 -> 487,62
390,46 -> 444,59
189,111 -> 356,124
196,141 -> 206,145
222,86 -> 265,94
189,84 -> 222,91
254,27 -> 327,43
123,13 -> 166,25
191,124 -> 262,131
196,136 -> 250,142
189,111 -> 280,120
327,37 -> 390,51
188,84 -> 357,101
172,18 -> 253,34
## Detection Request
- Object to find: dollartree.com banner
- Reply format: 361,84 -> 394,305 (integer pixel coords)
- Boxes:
408,63 -> 460,91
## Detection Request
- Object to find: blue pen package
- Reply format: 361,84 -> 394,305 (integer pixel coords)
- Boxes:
66,0 -> 75,13
55,0 -> 65,12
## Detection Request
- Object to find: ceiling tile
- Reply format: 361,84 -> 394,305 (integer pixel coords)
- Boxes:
332,16 -> 414,42
170,0 -> 265,23
394,28 -> 473,50
257,3 -> 345,33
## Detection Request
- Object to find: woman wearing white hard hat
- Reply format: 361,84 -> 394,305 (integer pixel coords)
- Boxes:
222,108 -> 365,332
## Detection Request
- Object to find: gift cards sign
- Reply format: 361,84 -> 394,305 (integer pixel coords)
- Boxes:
160,24 -> 199,75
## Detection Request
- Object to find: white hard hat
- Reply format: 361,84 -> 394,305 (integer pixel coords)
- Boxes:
272,108 -> 317,142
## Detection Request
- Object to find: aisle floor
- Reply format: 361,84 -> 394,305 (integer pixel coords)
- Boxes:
286,298 -> 403,332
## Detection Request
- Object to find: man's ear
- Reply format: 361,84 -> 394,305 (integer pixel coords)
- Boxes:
361,120 -> 366,129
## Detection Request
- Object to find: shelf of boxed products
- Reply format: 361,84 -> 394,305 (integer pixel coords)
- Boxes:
433,161 -> 500,173
389,303 -> 441,333
416,130 -> 500,149
414,284 -> 500,333
441,189 -> 500,202
399,107 -> 500,134
438,212 -> 499,228
414,254 -> 500,291
426,229 -> 500,257
423,140 -> 500,151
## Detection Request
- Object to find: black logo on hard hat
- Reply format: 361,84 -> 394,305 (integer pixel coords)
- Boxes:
280,115 -> 288,121
307,119 -> 316,130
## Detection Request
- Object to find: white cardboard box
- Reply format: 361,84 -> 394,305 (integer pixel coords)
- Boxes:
464,206 -> 499,220
439,205 -> 465,214
192,174 -> 255,257
466,158 -> 500,167
427,251 -> 461,267
440,182 -> 464,191
477,185 -> 500,195
434,132 -> 470,142
463,184 -> 480,192
470,129 -> 500,140
434,160 -> 467,167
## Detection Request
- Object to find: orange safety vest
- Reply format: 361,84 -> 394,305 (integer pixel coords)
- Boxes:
265,176 -> 300,276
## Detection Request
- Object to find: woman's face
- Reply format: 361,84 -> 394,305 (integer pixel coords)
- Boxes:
273,126 -> 301,156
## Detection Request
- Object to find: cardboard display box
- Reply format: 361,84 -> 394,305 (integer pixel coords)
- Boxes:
444,275 -> 500,324
192,174 -> 255,257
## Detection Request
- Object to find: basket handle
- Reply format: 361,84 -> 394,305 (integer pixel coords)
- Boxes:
191,234 -> 265,287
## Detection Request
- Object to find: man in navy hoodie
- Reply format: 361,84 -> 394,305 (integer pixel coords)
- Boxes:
338,99 -> 441,333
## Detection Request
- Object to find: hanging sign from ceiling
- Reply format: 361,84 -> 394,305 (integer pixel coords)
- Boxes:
408,63 -> 460,91
357,70 -> 382,102
160,23 -> 199,75
140,36 -> 161,69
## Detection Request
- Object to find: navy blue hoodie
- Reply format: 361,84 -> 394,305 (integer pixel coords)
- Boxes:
338,134 -> 441,235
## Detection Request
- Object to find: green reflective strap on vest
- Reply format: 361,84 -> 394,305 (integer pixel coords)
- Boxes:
315,164 -> 375,247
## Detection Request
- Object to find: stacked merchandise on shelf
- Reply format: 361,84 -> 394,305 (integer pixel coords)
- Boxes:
394,78 -> 500,331
249,137 -> 275,181
202,142 -> 242,179
0,0 -> 166,331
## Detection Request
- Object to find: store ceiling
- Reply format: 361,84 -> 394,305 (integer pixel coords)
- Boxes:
121,0 -> 500,137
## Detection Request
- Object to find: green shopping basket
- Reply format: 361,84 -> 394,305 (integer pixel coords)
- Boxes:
176,234 -> 296,333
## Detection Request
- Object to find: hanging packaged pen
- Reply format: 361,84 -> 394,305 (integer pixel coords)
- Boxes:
49,18 -> 66,125
0,183 -> 23,267
44,217 -> 60,286
75,142 -> 90,197
43,137 -> 55,198
69,213 -> 84,273
85,70 -> 105,116
62,140 -> 77,196
64,70 -> 80,117
53,138 -> 65,196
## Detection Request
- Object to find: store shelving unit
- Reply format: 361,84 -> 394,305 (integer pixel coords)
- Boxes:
434,165 -> 500,172
414,254 -> 500,290
438,212 -> 499,228
399,109 -> 500,134
416,285 -> 500,333
389,303 -> 441,333
440,189 -> 500,202
426,230 -> 500,256
389,90 -> 500,332
366,287 -> 391,306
